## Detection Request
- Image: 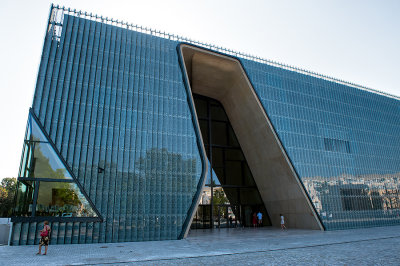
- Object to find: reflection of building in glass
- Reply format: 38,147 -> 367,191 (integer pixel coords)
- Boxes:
303,173 -> 400,228
201,188 -> 211,205
11,5 -> 400,245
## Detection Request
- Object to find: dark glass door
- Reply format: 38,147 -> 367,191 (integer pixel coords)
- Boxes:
191,204 -> 212,229
216,205 -> 241,228
190,94 -> 271,230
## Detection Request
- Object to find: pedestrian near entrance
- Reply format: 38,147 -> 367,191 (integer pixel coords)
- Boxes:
252,213 -> 257,227
280,214 -> 287,230
257,211 -> 262,227
37,221 -> 51,255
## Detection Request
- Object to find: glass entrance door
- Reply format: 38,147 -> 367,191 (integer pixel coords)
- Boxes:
190,94 -> 271,231
215,205 -> 241,228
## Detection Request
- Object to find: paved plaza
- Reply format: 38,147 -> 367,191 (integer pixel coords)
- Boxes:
1,225 -> 400,265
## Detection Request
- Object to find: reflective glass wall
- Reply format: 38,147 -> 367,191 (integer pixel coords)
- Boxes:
14,114 -> 98,219
12,5 -> 400,246
242,60 -> 400,229
11,8 -> 203,245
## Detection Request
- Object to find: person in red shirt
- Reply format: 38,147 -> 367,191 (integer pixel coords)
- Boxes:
37,221 -> 51,255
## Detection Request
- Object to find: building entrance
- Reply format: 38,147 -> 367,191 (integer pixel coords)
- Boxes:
190,94 -> 271,230
216,205 -> 239,228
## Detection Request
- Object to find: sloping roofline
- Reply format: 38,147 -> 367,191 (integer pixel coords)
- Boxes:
47,4 -> 399,101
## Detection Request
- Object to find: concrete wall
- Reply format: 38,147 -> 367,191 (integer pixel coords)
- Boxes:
180,45 -> 323,230
0,218 -> 11,245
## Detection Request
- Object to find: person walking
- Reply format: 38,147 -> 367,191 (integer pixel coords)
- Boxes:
280,214 -> 287,230
257,211 -> 263,227
252,212 -> 257,228
37,221 -> 51,255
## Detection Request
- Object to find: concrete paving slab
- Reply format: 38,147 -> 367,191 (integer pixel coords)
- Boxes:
1,225 -> 400,265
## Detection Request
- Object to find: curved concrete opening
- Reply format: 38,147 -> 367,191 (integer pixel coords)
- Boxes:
180,44 -> 323,231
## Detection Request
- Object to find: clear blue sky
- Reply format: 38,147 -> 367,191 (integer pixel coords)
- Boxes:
0,0 -> 399,179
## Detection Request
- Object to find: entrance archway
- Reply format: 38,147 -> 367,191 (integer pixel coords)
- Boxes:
190,94 -> 271,230
179,44 -> 323,235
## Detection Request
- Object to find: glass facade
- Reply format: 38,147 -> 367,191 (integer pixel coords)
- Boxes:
242,60 -> 400,229
14,114 -> 99,219
11,8 -> 204,245
11,5 -> 400,245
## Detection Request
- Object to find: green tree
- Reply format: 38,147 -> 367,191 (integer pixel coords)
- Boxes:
0,177 -> 17,217
0,187 -> 7,199
212,188 -> 229,217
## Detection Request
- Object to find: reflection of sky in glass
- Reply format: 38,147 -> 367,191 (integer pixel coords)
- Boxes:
36,143 -> 72,179
27,115 -> 72,179
242,59 -> 400,179
28,115 -> 47,142
206,159 -> 221,185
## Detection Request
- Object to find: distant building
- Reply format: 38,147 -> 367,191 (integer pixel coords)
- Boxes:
11,5 -> 400,245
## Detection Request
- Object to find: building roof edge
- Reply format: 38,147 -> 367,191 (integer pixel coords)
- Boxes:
50,4 -> 400,101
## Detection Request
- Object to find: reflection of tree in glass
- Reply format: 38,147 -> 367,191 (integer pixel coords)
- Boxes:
32,143 -> 66,178
134,147 -> 199,229
213,188 -> 229,217
135,147 -> 198,193
36,182 -> 96,217
52,185 -> 80,206
14,181 -> 34,216
14,132 -> 97,217
136,148 -> 197,173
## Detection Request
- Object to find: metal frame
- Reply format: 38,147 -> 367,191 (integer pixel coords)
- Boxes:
11,109 -> 103,223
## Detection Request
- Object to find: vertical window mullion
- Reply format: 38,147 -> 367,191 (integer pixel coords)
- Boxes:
32,181 -> 40,217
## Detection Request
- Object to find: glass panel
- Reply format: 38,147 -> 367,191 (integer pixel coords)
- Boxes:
27,115 -> 48,142
198,120 -> 209,145
190,205 -> 211,229
227,206 -> 241,228
240,188 -> 263,204
20,141 -> 33,178
217,205 -> 228,228
211,147 -> 223,167
225,161 -> 243,186
225,149 -> 244,161
205,163 -> 212,185
14,181 -> 35,216
23,142 -> 72,179
212,187 -> 230,228
213,187 -> 231,206
194,98 -> 207,118
35,182 -> 97,217
20,114 -> 72,179
200,186 -> 211,205
205,161 -> 221,186
211,121 -> 227,146
222,188 -> 239,205
192,94 -> 269,229
212,167 -> 224,185
205,145 -> 210,158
